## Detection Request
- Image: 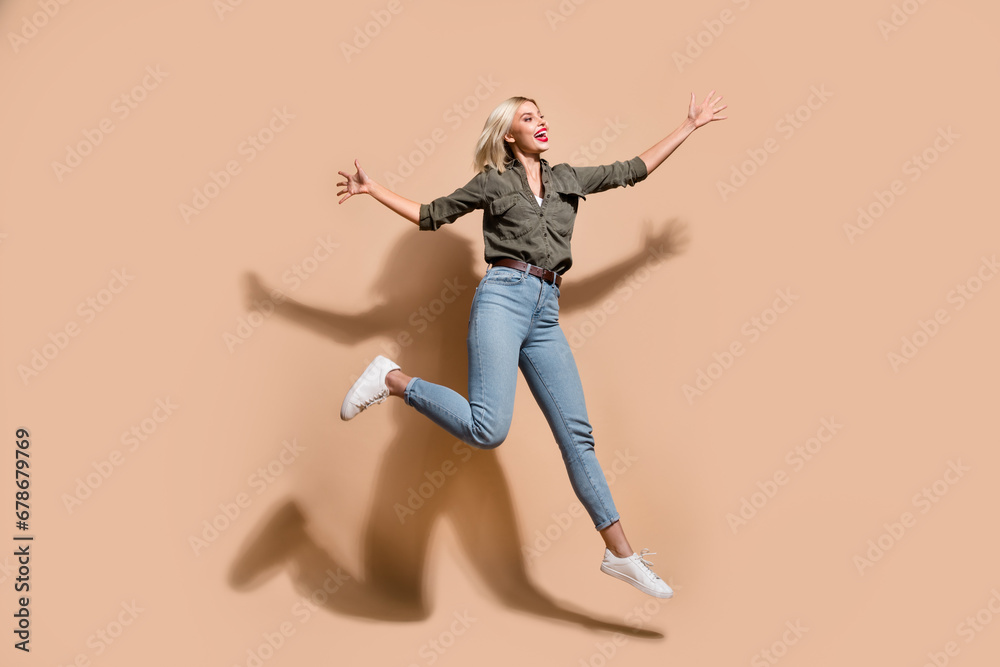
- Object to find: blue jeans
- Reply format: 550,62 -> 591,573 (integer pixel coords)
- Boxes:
403,264 -> 621,531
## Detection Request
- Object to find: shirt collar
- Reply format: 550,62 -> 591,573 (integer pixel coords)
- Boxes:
507,156 -> 549,171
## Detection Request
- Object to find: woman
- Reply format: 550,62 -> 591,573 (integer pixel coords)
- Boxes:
336,91 -> 727,598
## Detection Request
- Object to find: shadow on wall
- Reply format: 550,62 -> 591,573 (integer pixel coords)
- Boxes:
227,218 -> 689,637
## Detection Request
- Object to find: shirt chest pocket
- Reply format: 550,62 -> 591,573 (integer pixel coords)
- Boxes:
547,186 -> 586,237
488,193 -> 536,240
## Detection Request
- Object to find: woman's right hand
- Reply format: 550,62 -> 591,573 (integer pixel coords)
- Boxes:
336,159 -> 373,204
336,159 -> 422,224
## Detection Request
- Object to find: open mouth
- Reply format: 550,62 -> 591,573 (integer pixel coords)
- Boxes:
534,128 -> 548,142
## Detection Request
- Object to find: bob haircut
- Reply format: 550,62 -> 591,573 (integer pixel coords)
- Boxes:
471,96 -> 538,175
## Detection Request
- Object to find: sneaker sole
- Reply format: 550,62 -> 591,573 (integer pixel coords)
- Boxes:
600,562 -> 673,599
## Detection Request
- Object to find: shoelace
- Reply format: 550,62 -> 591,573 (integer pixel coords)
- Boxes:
634,549 -> 662,580
358,387 -> 389,410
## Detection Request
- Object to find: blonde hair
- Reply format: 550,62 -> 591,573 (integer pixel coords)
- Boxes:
471,96 -> 538,174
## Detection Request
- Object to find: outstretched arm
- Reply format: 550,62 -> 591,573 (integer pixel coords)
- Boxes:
639,90 -> 727,177
336,159 -> 421,225
336,158 -> 485,231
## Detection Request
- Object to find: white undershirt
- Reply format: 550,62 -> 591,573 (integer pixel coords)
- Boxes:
534,194 -> 543,206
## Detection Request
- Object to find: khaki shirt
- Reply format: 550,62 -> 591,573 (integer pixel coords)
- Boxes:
418,155 -> 648,275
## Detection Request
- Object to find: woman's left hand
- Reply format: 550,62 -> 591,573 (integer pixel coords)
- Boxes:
688,90 -> 728,128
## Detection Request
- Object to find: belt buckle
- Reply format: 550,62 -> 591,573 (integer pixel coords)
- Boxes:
529,262 -> 549,284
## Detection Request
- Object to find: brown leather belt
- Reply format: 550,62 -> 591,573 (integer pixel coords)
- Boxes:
490,258 -> 562,287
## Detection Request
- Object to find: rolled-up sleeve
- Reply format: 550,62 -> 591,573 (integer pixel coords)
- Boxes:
570,155 -> 648,196
418,172 -> 486,231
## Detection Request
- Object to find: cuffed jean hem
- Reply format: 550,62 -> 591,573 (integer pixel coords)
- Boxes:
403,376 -> 420,407
594,515 -> 621,532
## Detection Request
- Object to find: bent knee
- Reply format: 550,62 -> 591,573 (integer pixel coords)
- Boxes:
469,426 -> 508,450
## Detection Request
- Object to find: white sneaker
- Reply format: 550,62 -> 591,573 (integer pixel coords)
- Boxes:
340,355 -> 401,421
600,548 -> 673,598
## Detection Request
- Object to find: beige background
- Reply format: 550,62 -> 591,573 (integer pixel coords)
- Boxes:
3,0 -> 999,664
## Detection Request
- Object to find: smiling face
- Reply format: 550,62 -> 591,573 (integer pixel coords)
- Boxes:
503,100 -> 549,159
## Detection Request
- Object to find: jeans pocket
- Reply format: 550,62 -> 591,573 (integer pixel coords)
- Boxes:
484,266 -> 526,286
